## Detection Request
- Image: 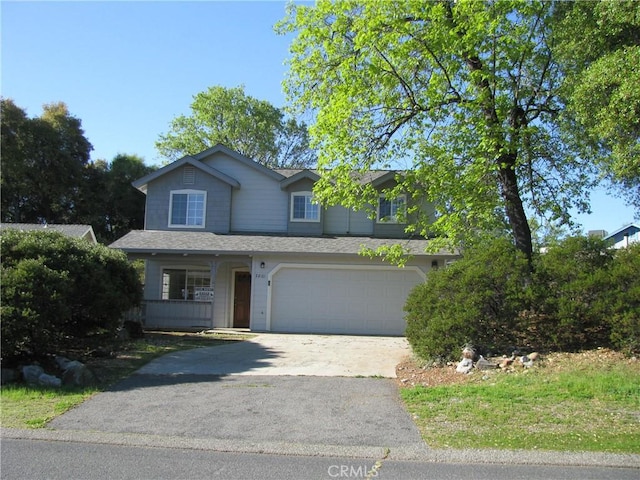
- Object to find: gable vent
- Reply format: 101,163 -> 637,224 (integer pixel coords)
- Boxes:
183,166 -> 196,185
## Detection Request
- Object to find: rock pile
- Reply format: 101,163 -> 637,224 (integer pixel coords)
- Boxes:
455,346 -> 540,374
12,357 -> 97,388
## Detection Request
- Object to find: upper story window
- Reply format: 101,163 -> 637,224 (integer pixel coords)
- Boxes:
291,192 -> 320,222
169,190 -> 206,228
377,194 -> 406,223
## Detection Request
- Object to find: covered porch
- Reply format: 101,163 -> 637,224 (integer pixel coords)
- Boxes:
124,252 -> 253,331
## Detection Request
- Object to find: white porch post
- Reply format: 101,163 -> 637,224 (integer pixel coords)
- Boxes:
209,260 -> 217,326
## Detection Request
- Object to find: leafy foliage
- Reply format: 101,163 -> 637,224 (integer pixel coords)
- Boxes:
278,0 -> 598,261
1,99 -> 93,224
77,154 -> 155,242
0,230 -> 142,362
530,236 -> 614,351
405,236 -> 640,361
554,0 -> 640,213
603,244 -> 640,355
156,85 -> 316,168
1,99 -> 154,242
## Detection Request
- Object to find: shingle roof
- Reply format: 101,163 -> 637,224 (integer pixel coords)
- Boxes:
275,169 -> 397,185
109,230 -> 454,257
0,223 -> 97,243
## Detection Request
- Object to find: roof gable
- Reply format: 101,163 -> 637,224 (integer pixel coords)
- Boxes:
276,169 -> 400,188
279,169 -> 321,189
132,155 -> 240,194
193,144 -> 285,182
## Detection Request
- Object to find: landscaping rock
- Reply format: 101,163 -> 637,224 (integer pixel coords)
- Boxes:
61,360 -> 96,387
22,365 -> 45,384
38,373 -> 62,387
475,355 -> 497,370
55,355 -> 72,370
22,365 -> 62,387
456,357 -> 474,374
499,357 -> 514,369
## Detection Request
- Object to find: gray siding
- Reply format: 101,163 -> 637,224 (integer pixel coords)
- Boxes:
201,152 -> 288,233
143,166 -> 232,233
324,205 -> 374,235
373,222 -> 408,238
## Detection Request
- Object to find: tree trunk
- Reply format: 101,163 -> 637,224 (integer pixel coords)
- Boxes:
497,153 -> 533,266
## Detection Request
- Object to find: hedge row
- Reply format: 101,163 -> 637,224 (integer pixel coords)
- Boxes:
405,236 -> 640,361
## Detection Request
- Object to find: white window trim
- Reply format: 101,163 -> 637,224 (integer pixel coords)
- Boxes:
290,191 -> 321,223
168,189 -> 207,228
377,194 -> 407,224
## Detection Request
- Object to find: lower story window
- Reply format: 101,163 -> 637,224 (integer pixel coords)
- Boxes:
162,268 -> 210,300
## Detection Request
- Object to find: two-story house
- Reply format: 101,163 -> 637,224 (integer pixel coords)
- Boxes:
110,144 -> 458,336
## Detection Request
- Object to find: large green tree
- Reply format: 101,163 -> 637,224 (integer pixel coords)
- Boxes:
156,85 -> 316,168
1,99 -> 93,224
76,154 -> 155,242
554,0 -> 640,213
278,0 -> 597,262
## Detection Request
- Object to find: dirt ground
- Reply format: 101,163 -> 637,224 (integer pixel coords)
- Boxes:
394,348 -> 637,387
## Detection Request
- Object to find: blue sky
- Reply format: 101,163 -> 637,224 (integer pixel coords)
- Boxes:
1,1 -> 636,234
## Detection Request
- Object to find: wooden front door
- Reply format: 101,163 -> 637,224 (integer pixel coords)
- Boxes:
233,271 -> 251,328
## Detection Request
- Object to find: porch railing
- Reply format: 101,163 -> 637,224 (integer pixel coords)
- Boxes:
124,300 -> 213,330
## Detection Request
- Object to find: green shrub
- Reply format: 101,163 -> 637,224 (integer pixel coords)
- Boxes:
405,237 -> 531,361
0,259 -> 71,360
0,229 -> 142,361
532,236 -> 614,351
607,244 -> 640,355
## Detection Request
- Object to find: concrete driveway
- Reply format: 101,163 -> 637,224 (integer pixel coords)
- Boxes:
135,333 -> 411,378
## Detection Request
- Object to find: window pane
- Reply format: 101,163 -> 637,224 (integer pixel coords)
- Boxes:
378,198 -> 391,220
391,197 -> 405,217
186,194 -> 204,225
162,269 -> 210,300
171,194 -> 187,225
162,269 -> 187,300
378,196 -> 405,222
306,198 -> 319,220
293,195 -> 306,219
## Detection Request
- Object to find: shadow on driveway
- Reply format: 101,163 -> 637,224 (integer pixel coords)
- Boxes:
132,340 -> 282,378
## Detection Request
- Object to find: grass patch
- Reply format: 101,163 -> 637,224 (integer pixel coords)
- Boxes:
400,351 -> 640,453
0,331 -> 249,429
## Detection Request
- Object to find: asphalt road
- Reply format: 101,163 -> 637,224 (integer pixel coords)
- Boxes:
3,438 -> 639,480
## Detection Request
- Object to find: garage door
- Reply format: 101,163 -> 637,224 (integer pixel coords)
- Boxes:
269,265 -> 424,336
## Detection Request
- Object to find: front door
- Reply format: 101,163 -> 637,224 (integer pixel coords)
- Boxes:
233,271 -> 251,328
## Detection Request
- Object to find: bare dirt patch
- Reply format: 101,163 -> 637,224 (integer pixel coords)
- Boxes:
395,348 -> 638,388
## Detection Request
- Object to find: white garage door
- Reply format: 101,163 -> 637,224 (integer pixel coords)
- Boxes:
269,265 -> 424,336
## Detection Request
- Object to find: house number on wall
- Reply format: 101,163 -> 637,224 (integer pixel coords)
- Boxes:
255,273 -> 266,279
